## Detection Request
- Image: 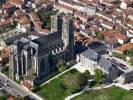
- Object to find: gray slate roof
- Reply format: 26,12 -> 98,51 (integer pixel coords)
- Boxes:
82,48 -> 99,60
98,56 -> 112,72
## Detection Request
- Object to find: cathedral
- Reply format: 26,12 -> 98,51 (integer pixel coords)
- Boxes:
9,14 -> 74,84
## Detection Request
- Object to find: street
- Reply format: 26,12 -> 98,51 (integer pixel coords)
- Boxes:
0,72 -> 43,100
0,72 -> 28,97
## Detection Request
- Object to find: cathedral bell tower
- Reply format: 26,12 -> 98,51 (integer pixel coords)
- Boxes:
62,15 -> 74,61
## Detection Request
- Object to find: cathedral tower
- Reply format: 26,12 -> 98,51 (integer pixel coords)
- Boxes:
62,15 -> 74,60
51,14 -> 62,33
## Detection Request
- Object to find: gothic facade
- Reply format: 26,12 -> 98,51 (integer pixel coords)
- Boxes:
9,14 -> 74,84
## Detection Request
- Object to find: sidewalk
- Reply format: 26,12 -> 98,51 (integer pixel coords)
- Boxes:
65,84 -> 113,100
41,62 -> 88,86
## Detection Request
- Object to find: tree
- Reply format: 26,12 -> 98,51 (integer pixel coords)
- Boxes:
62,72 -> 81,93
78,70 -> 90,88
95,32 -> 104,40
37,7 -> 58,30
57,59 -> 66,72
94,69 -> 103,84
112,52 -> 126,60
2,57 -> 9,66
96,33 -> 104,40
62,70 -> 90,93
129,58 -> 133,65
127,49 -> 133,57
58,63 -> 65,72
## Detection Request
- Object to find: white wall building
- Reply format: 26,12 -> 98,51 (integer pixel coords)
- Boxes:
80,48 -> 99,75
83,6 -> 96,16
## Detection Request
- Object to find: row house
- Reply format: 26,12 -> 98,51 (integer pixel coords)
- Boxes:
128,14 -> 133,21
54,3 -> 75,14
115,33 -> 128,45
83,5 -> 96,16
126,29 -> 133,38
97,5 -> 105,11
96,11 -> 113,22
111,11 -> 122,18
121,8 -> 133,19
101,21 -> 115,30
115,42 -> 133,54
74,11 -> 88,23
116,18 -> 123,25
127,20 -> 133,29
101,31 -> 128,49
120,0 -> 133,9
58,0 -> 84,11
2,3 -> 16,16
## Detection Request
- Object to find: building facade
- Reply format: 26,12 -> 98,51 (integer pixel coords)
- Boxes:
9,14 -> 74,84
51,14 -> 62,32
80,48 -> 100,75
80,47 -> 124,82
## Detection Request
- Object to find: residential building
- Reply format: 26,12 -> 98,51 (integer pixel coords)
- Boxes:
54,3 -> 75,14
115,33 -> 128,44
115,42 -> 133,54
74,11 -> 88,23
83,5 -> 96,16
101,21 -> 114,30
128,14 -> 133,21
120,0 -> 133,9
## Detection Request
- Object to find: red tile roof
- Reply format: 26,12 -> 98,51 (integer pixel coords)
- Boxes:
7,96 -> 15,100
18,16 -> 30,25
22,80 -> 32,89
74,11 -> 88,19
101,31 -> 116,38
115,33 -> 127,40
0,48 -> 10,59
31,12 -> 40,21
116,43 -> 133,52
3,3 -> 15,9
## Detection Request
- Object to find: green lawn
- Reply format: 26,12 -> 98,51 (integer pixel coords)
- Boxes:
0,26 -> 15,34
2,65 -> 9,77
112,52 -> 126,60
0,96 -> 6,100
73,87 -> 133,100
0,93 -> 10,100
36,69 -> 81,100
3,71 -> 9,77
